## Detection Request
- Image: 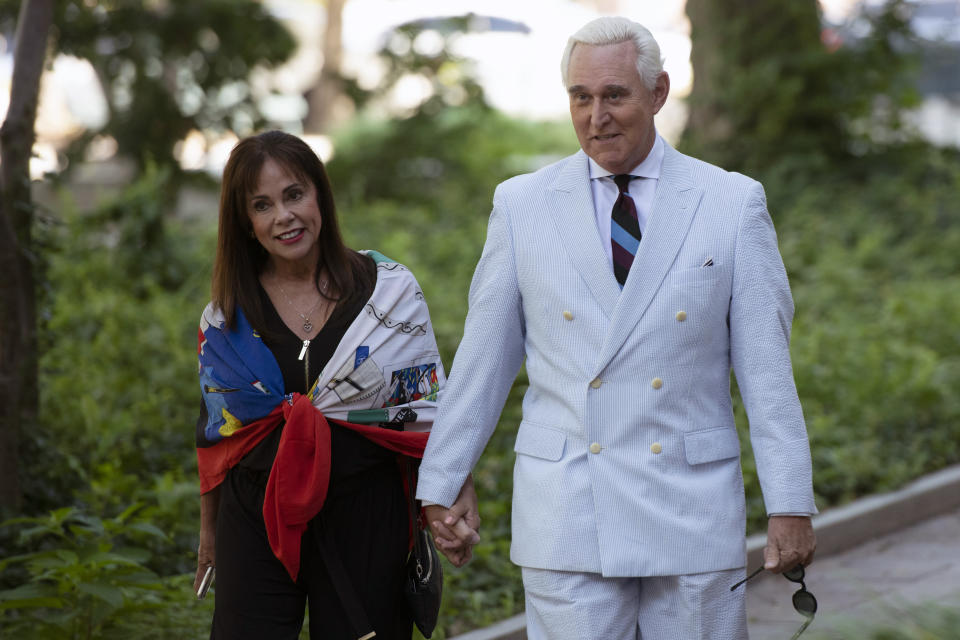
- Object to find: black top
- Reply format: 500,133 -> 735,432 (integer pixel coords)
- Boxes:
196,256 -> 392,489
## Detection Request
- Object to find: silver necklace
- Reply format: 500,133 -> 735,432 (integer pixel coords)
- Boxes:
275,279 -> 328,333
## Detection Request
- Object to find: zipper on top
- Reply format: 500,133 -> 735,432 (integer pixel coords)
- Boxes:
298,339 -> 310,390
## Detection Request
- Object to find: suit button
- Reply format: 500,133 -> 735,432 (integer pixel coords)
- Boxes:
589,442 -> 602,454
651,377 -> 663,389
676,310 -> 687,322
563,310 -> 574,321
590,378 -> 602,389
650,442 -> 662,454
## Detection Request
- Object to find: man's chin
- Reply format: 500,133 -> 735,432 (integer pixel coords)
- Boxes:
590,153 -> 629,175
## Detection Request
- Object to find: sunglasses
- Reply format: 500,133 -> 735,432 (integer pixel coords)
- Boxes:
731,564 -> 817,639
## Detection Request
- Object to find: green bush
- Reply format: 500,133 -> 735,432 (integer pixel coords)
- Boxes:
37,165 -> 209,488
0,506 -> 213,639
3,167 -> 212,634
735,149 -> 960,533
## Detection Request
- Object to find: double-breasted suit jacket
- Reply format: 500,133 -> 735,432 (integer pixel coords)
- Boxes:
417,141 -> 817,577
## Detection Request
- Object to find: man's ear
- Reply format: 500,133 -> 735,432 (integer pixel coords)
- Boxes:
652,72 -> 670,113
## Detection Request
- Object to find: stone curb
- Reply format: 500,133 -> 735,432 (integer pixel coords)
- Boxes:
448,463 -> 960,640
447,614 -> 527,640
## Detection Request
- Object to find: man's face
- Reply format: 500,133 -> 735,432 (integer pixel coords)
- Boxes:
567,41 -> 669,174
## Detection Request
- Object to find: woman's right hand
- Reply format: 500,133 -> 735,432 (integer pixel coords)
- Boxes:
194,527 -> 216,593
194,486 -> 221,593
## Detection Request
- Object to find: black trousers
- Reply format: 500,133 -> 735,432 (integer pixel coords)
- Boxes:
211,461 -> 413,639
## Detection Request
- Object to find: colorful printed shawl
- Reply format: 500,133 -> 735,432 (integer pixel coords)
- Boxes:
196,252 -> 445,579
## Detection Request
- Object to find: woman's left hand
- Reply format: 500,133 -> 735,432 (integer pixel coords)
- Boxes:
425,474 -> 481,567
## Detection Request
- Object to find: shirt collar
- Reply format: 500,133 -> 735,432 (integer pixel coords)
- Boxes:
588,133 -> 664,181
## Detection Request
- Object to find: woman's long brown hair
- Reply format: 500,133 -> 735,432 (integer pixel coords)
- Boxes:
211,130 -> 372,333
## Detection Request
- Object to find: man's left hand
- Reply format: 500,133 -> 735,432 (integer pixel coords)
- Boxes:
763,515 -> 816,573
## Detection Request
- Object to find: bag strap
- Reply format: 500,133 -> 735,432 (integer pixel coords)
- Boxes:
406,459 -> 422,529
405,459 -> 432,579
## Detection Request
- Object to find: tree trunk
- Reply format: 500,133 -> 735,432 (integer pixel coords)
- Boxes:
684,0 -> 735,148
0,0 -> 54,511
683,0 -> 824,167
305,0 -> 346,133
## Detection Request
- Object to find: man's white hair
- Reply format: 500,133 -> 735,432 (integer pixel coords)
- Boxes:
560,17 -> 664,91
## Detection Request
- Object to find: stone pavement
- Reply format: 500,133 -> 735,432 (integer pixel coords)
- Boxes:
745,506 -> 960,639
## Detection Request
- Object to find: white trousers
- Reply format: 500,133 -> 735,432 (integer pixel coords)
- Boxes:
522,566 -> 748,640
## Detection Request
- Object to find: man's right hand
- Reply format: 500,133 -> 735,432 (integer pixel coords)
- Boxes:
425,474 -> 481,567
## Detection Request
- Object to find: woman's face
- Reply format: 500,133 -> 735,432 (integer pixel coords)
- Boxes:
247,157 -> 323,273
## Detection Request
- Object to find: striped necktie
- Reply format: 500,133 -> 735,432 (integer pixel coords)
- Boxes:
611,174 -> 641,286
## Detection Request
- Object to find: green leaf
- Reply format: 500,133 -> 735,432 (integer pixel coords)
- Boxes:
115,570 -> 163,587
115,502 -> 146,523
77,581 -> 125,609
125,521 -> 170,540
0,581 -> 59,602
113,546 -> 154,564
18,524 -> 61,543
0,582 -> 65,611
49,507 -> 78,522
83,550 -> 146,567
0,596 -> 65,611
0,550 -> 42,572
30,549 -> 79,570
0,515 -> 45,528
68,512 -> 106,535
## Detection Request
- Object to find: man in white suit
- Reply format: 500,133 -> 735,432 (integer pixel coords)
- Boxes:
417,16 -> 816,639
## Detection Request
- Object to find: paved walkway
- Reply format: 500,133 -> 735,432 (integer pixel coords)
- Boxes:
745,507 -> 960,639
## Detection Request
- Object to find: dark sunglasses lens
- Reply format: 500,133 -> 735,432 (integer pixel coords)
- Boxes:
784,565 -> 805,582
793,590 -> 818,615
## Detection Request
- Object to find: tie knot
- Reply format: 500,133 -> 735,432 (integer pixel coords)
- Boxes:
614,174 -> 635,193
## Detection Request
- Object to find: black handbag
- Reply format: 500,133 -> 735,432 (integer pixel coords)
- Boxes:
404,463 -> 443,638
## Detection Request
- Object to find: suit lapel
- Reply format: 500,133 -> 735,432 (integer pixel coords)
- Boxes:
596,145 -> 704,369
548,151 -> 620,316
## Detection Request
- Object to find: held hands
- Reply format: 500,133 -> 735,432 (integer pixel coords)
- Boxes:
763,515 -> 816,573
424,474 -> 481,568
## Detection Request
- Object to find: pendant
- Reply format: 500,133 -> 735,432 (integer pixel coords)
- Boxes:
303,320 -> 313,333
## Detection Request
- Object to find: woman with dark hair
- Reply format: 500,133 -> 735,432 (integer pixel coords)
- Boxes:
193,130 -> 475,639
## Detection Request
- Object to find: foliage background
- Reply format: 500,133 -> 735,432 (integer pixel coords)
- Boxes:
2,0 -> 959,638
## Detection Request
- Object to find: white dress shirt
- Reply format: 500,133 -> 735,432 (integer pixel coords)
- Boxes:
588,134 -> 665,269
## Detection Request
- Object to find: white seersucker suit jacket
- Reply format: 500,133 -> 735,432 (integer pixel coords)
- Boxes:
416,141 -> 817,578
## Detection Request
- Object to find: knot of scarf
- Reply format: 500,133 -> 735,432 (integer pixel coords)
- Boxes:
263,393 -> 331,581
